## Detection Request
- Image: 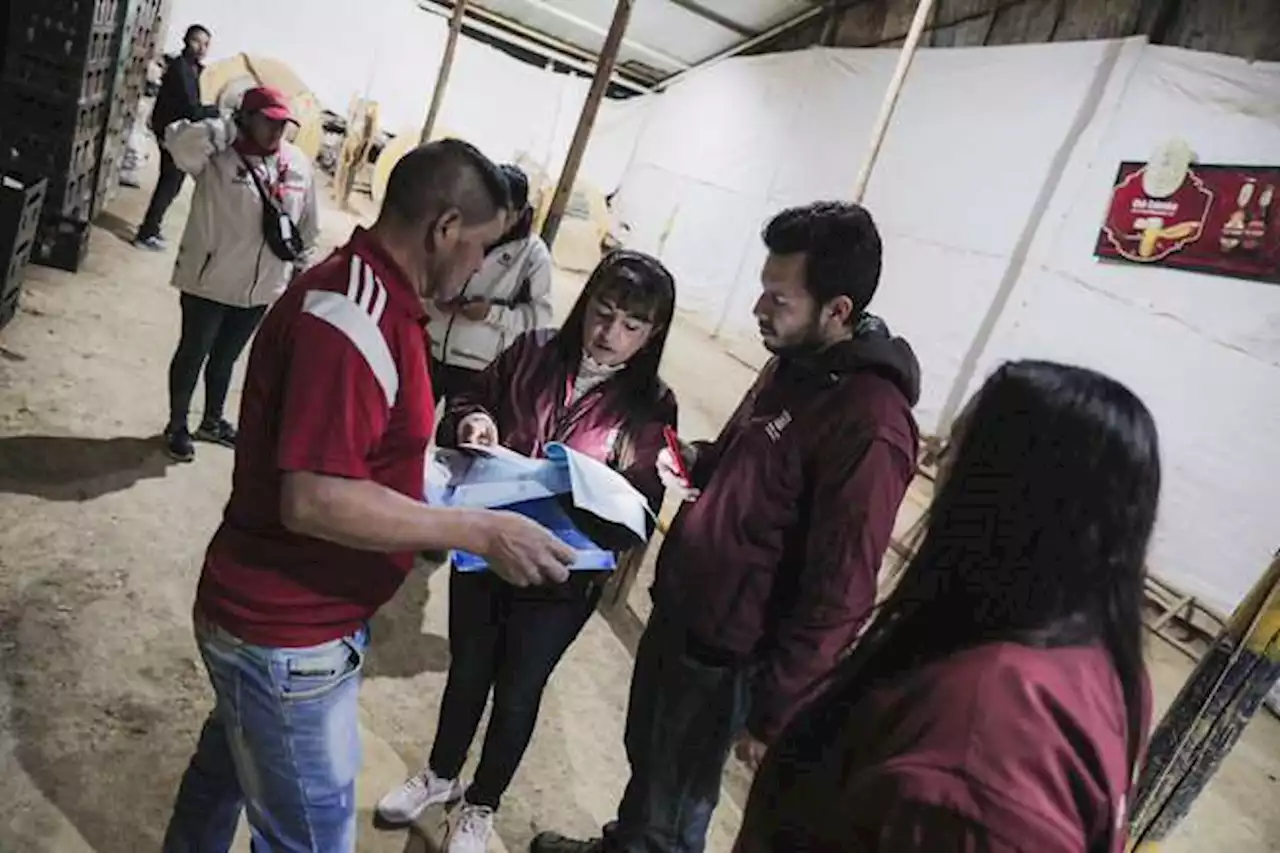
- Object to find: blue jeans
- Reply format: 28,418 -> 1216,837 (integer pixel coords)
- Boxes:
161,618 -> 368,853
604,606 -> 752,853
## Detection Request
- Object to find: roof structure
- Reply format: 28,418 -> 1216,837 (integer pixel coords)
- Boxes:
417,0 -> 827,93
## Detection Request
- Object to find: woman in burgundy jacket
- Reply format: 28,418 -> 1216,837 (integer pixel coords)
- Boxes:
377,250 -> 678,851
734,360 -> 1159,853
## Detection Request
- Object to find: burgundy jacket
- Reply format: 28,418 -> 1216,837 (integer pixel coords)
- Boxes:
438,328 -> 677,520
652,317 -> 920,741
734,643 -> 1147,853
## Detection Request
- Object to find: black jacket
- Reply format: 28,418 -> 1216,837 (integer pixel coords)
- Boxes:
151,53 -> 218,134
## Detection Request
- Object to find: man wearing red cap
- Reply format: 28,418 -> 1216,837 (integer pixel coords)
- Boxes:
159,85 -> 320,463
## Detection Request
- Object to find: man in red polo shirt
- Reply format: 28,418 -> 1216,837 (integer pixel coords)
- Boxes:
161,140 -> 574,853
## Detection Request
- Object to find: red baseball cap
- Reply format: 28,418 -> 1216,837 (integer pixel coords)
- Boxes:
240,86 -> 298,125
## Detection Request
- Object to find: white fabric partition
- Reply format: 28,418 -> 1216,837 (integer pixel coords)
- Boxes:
961,44 -> 1280,614
612,39 -> 1280,613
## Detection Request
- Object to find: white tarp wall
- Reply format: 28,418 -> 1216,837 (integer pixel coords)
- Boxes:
612,37 -> 1280,614
163,0 -> 641,190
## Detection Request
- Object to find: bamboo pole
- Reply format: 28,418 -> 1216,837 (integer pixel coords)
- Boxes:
851,0 -> 937,202
1129,550 -> 1280,850
541,0 -> 635,248
420,0 -> 468,144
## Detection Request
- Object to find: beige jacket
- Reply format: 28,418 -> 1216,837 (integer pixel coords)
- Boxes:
165,115 -> 319,307
429,235 -> 554,371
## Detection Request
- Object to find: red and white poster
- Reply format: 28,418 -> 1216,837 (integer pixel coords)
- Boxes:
1095,162 -> 1280,285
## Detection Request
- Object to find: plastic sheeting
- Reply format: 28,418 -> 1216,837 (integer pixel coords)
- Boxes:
610,38 -> 1280,614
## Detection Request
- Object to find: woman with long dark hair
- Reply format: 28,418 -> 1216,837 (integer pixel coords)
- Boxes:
734,360 -> 1160,853
377,250 -> 678,852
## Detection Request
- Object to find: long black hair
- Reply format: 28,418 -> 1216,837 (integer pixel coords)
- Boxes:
556,249 -> 676,420
776,360 -> 1159,794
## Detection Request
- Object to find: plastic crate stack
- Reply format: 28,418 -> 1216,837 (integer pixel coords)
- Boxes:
1,0 -> 125,271
0,174 -> 48,331
96,0 -> 171,216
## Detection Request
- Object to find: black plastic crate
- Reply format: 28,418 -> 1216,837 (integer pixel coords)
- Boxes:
30,215 -> 91,272
42,163 -> 99,220
0,122 -> 102,197
0,173 -> 47,258
2,51 -> 115,103
0,173 -> 47,331
0,79 -> 109,138
7,0 -> 123,44
0,282 -> 21,332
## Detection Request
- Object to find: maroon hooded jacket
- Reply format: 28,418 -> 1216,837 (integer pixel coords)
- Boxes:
438,328 -> 677,521
652,316 -> 920,741
733,643 -> 1146,853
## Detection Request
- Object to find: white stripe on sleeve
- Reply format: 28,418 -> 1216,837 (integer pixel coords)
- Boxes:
302,289 -> 400,408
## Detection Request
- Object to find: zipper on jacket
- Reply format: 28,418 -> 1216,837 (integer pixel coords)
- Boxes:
246,239 -> 266,304
197,252 -> 213,281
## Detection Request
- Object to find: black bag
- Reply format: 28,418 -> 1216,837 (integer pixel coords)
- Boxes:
237,150 -> 305,263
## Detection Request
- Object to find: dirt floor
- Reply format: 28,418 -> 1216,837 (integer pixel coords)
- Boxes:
1,163 -> 1278,852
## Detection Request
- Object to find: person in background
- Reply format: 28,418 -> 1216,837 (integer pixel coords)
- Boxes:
160,86 -> 319,462
160,140 -> 576,853
135,24 -> 218,250
533,202 -> 921,853
378,251 -> 679,853
733,360 -> 1159,853
429,163 -> 553,402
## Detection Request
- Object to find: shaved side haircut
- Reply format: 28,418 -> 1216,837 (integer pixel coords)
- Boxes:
379,139 -> 510,229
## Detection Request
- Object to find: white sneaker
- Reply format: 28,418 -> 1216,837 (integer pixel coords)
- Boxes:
446,802 -> 495,853
375,768 -> 464,825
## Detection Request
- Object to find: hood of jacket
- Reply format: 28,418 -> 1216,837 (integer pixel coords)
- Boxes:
783,313 -> 921,406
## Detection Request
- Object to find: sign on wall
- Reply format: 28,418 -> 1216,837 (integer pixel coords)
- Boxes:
1095,162 -> 1280,285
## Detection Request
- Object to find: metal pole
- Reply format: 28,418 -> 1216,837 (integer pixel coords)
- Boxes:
1129,550 -> 1280,850
541,0 -> 634,248
421,0 -> 468,145
851,0 -> 937,202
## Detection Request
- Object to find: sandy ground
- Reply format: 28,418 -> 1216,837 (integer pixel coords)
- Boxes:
0,163 -> 1277,853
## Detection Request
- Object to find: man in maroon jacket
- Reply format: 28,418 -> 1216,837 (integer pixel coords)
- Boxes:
533,201 -> 921,853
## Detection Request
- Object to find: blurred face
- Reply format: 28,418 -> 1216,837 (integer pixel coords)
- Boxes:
581,293 -> 655,367
753,252 -> 854,355
185,31 -> 211,61
246,112 -> 287,151
425,209 -> 506,302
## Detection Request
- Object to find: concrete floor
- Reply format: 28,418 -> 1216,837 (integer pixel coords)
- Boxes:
0,169 -> 1277,853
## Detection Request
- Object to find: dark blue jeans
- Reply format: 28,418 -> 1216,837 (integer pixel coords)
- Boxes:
430,569 -> 599,810
161,618 -> 368,852
605,606 -> 752,853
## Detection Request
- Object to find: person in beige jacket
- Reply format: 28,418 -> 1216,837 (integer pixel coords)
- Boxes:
160,86 -> 319,462
428,163 -> 552,401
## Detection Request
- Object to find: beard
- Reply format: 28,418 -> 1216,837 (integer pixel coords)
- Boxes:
760,312 -> 825,358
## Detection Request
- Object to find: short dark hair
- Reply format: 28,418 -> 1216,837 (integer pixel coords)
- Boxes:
380,139 -> 510,228
762,201 -> 882,314
184,24 -> 211,42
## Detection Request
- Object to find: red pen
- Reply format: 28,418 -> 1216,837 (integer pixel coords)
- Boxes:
662,426 -> 692,486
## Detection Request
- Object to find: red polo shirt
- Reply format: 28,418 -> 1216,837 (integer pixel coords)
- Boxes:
196,228 -> 435,647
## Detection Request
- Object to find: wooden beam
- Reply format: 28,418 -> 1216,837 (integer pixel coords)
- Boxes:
541,0 -> 635,247
851,0 -> 937,202
420,0 -> 468,145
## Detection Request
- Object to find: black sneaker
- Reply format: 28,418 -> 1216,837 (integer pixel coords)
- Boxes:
194,419 -> 237,448
164,427 -> 195,462
529,833 -> 604,853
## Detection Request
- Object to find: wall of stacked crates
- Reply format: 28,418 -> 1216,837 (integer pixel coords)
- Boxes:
1,0 -> 173,329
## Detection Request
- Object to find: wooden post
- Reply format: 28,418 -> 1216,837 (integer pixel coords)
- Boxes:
1130,550 -> 1280,849
420,0 -> 468,145
851,0 -> 937,202
541,0 -> 635,248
